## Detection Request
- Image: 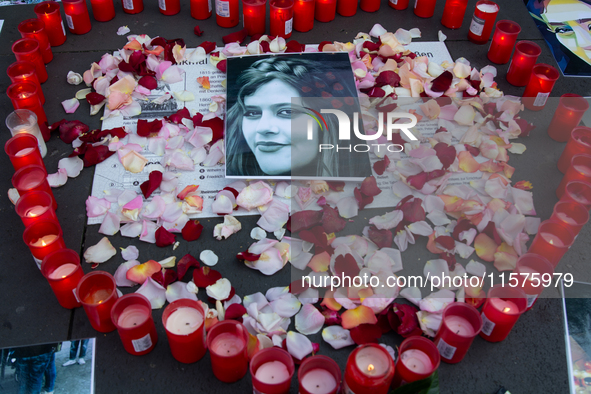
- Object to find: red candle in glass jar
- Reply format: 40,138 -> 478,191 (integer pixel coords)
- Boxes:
207,320 -> 249,382
506,40 -> 541,86
5,134 -> 45,172
550,200 -> 589,237
389,0 -> 408,9
298,355 -> 341,394
468,0 -> 498,44
487,20 -> 520,64
7,61 -> 45,105
159,0 -> 181,15
522,63 -> 559,111
77,271 -> 119,332
111,294 -> 158,355
162,299 -> 206,363
12,165 -> 57,210
215,0 -> 239,27
11,39 -> 48,84
40,249 -> 83,309
5,109 -> 47,157
414,0 -> 437,18
293,0 -> 313,32
315,0 -> 337,22
557,154 -> 591,198
271,0 -> 294,38
563,180 -> 591,210
22,219 -> 65,268
15,191 -> 57,228
433,302 -> 481,364
250,347 -> 295,394
343,344 -> 395,394
18,19 -> 53,64
548,95 -> 589,142
480,285 -> 527,342
90,0 -> 116,21
393,337 -> 439,387
34,1 -> 67,47
441,0 -> 468,29
7,82 -> 47,126
191,0 -> 212,19
558,127 -> 591,173
337,0 -> 357,16
122,0 -> 144,14
243,0 -> 266,35
513,253 -> 554,311
527,220 -> 574,267
360,0 -> 379,12
63,0 -> 92,34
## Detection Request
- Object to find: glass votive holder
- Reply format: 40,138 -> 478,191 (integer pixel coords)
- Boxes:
434,302 -> 482,363
548,95 -> 590,142
7,82 -> 47,126
298,355 -> 342,394
191,0 -> 212,19
343,343 -> 395,394
34,1 -> 67,46
414,0 -> 437,18
441,0 -> 469,29
122,0 -> 144,14
7,61 -> 45,105
22,218 -> 65,268
487,20 -> 521,64
271,0 -> 294,38
215,0 -> 239,27
5,133 -> 45,171
77,271 -> 119,332
337,0 -> 357,16
558,126 -> 591,173
90,0 -> 116,21
63,0 -> 92,34
315,0 -> 337,22
159,0 -> 181,14
468,0 -> 499,44
5,109 -> 47,157
293,0 -> 314,32
557,154 -> 591,198
243,0 -> 266,35
41,248 -> 84,309
527,220 -> 575,267
207,320 -> 249,383
506,40 -> 541,86
11,39 -> 48,84
15,191 -> 57,228
389,0 -> 408,9
550,200 -> 589,238
162,299 -> 206,363
522,63 -> 559,111
513,253 -> 554,310
563,180 -> 591,210
17,19 -> 53,64
12,164 -> 57,210
250,347 -> 295,394
111,293 -> 158,355
393,336 -> 440,387
480,285 -> 527,342
360,0 -> 379,12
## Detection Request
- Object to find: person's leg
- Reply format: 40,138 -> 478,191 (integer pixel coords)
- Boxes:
78,339 -> 89,365
64,340 -> 79,366
42,352 -> 56,393
16,353 -> 51,394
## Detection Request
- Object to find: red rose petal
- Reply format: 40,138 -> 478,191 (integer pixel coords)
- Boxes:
388,303 -> 421,338
82,145 -> 114,167
452,219 -> 477,241
375,70 -> 401,88
440,251 -> 456,270
194,26 -> 204,36
328,181 -> 345,191
85,92 -> 106,105
236,251 -> 262,262
155,226 -> 176,247
372,155 -> 390,176
407,171 -> 428,190
360,176 -> 381,197
166,107 -> 191,124
285,40 -> 305,53
59,120 -> 89,144
433,143 -> 456,170
225,304 -> 247,322
435,235 -> 455,251
136,118 -> 162,137
482,222 -> 503,245
216,59 -> 227,73
193,266 -> 222,288
177,253 -> 200,280
350,323 -> 382,345
222,28 -> 248,44
140,170 -> 163,199
138,75 -> 158,90
299,226 -> 329,248
354,187 -> 374,210
399,198 -> 426,222
196,117 -> 224,142
321,308 -> 342,326
289,210 -> 323,233
334,253 -> 360,278
198,41 -> 216,54
39,122 -> 51,142
151,268 -> 178,288
177,184 -> 199,200
318,41 -> 332,51
362,40 -> 380,52
321,205 -> 346,234
431,70 -> 453,93
368,226 -> 393,248
260,41 -> 270,53
515,118 -> 536,137
182,220 -> 204,242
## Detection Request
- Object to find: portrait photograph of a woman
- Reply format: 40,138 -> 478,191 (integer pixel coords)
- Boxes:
225,52 -> 372,180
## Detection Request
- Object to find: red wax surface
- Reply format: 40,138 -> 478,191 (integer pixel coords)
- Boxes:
563,180 -> 591,210
191,0 -> 213,19
90,0 -> 116,21
315,0 -> 336,22
159,0 -> 181,15
17,19 -> 53,64
271,0 -> 294,38
12,164 -> 57,210
522,63 -> 559,111
22,219 -> 65,263
414,0 -> 437,18
506,40 -> 541,86
513,253 -> 554,310
433,303 -> 481,363
550,200 -> 590,236
389,0 -> 409,9
7,82 -> 47,126
15,191 -> 57,228
112,294 -> 158,355
337,0 -> 357,16
487,20 -> 520,64
11,39 -> 48,84
250,347 -> 295,394
41,249 -> 83,309
441,0 -> 468,29
122,0 -> 144,14
7,61 -> 45,104
468,0 -> 498,44
34,1 -> 67,47
393,337 -> 439,387
5,133 -> 45,172
162,299 -> 206,363
558,127 -> 591,173
215,0 -> 239,27
77,271 -> 119,332
298,355 -> 342,394
360,0 -> 379,12
207,320 -> 249,382
527,220 -> 574,267
557,154 -> 591,198
480,286 -> 527,342
343,344 -> 395,394
548,94 -> 589,142
293,0 -> 314,32
63,0 -> 92,34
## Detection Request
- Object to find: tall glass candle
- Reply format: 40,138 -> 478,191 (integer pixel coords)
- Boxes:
215,0 -> 239,27
7,61 -> 45,105
527,220 -> 574,267
315,0 -> 336,22
122,0 -> 144,14
207,320 -> 249,382
522,63 -> 559,111
480,285 -> 527,342
7,82 -> 47,125
293,0 -> 313,32
487,20 -> 520,64
40,249 -> 83,309
63,0 -> 92,34
22,219 -> 65,268
15,191 -> 57,228
270,0 -> 294,38
563,180 -> 591,210
5,110 -> 46,156
298,355 -> 341,394
389,0 -> 409,9
162,299 -> 206,363
441,0 -> 468,29
34,1 -> 67,47
90,0 -> 116,21
12,165 -> 57,210
5,134 -> 45,172
343,344 -> 395,394
468,0 -> 498,44
506,40 -> 541,86
77,271 -> 119,333
513,253 -> 554,311
243,0 -> 266,35
558,127 -> 591,173
17,19 -> 53,64
360,0 -> 379,12
414,0 -> 437,18
112,294 -> 158,355
557,154 -> 591,198
548,95 -> 590,142
550,200 -> 589,237
434,302 -> 482,364
393,337 -> 440,387
11,39 -> 48,84
337,0 -> 357,16
159,0 -> 181,15
191,0 -> 212,19
250,347 -> 295,394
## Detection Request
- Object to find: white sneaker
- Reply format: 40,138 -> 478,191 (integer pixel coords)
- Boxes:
62,360 -> 76,367
78,358 -> 85,365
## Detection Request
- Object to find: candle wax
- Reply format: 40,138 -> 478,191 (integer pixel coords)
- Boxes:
556,211 -> 578,225
19,171 -> 46,190
165,306 -> 203,335
444,315 -> 475,336
26,205 -> 49,217
48,263 -> 77,279
255,360 -> 290,384
30,234 -> 58,247
355,346 -> 389,376
83,287 -> 113,304
573,164 -> 591,176
15,147 -> 36,157
301,368 -> 338,393
118,305 -> 150,328
540,232 -> 565,247
400,349 -> 433,374
210,332 -> 244,356
488,298 -> 519,314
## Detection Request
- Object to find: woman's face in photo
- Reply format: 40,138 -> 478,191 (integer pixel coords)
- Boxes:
242,79 -> 319,176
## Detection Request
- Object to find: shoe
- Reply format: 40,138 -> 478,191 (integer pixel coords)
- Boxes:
78,358 -> 85,365
42,391 -> 54,394
62,360 -> 76,367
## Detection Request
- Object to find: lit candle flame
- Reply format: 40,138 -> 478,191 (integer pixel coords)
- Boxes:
549,239 -> 554,245
367,364 -> 374,372
98,300 -> 103,304
503,307 -> 511,313
41,240 -> 47,247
